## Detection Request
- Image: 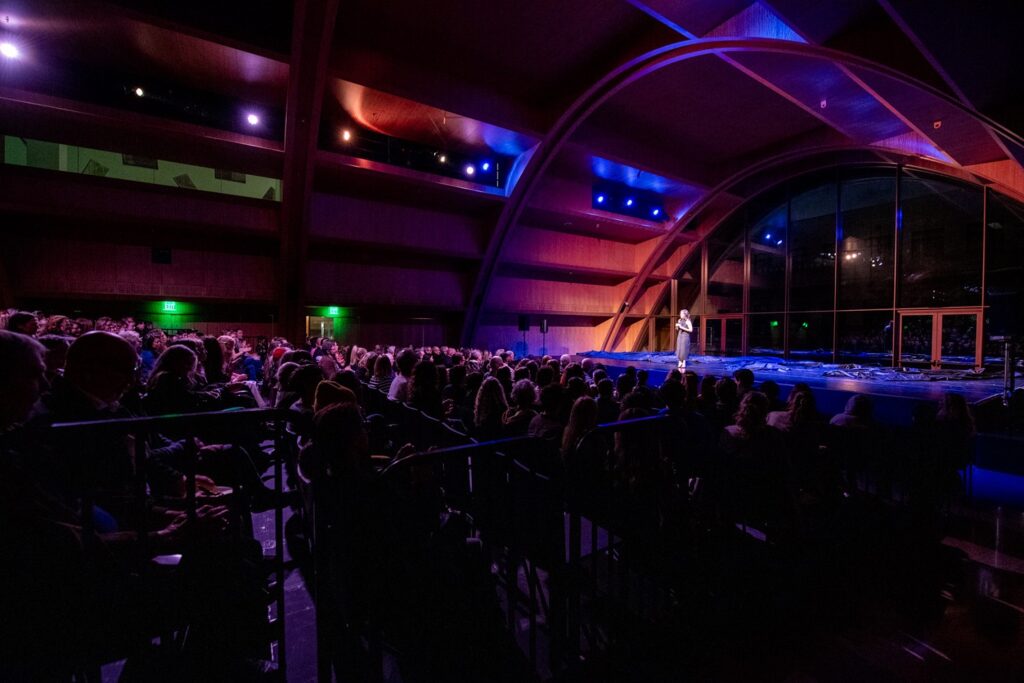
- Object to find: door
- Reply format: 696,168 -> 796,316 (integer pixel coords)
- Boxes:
897,310 -> 981,369
306,316 -> 335,340
702,316 -> 744,356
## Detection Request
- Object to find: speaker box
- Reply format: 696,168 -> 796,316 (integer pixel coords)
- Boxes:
540,319 -> 549,334
988,289 -> 1022,340
518,315 -> 530,332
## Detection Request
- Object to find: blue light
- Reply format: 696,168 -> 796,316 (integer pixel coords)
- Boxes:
765,233 -> 772,240
596,195 -> 605,204
651,208 -> 660,217
481,161 -> 491,172
776,239 -> 783,246
625,198 -> 634,207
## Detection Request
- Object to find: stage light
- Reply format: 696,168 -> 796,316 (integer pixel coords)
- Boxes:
776,239 -> 783,246
625,198 -> 634,207
134,87 -> 145,97
464,164 -> 476,176
765,233 -> 772,240
341,128 -> 352,142
246,113 -> 260,126
596,194 -> 605,204
0,42 -> 19,59
651,208 -> 660,217
481,161 -> 491,172
438,154 -> 447,163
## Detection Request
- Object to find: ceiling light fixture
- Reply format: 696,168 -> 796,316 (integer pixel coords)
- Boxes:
0,41 -> 19,59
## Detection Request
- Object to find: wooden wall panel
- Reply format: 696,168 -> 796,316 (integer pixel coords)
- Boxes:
306,261 -> 466,308
487,276 -> 619,314
505,226 -> 636,271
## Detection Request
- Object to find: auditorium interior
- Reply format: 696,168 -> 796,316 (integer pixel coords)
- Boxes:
2,0 -> 1024,681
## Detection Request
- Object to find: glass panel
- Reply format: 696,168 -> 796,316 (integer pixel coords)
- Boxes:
725,318 -> 743,356
788,312 -> 833,362
899,174 -> 982,307
654,317 -> 672,352
789,182 -> 837,311
707,238 -> 744,314
748,314 -> 784,357
984,192 -> 1024,366
900,315 -> 933,366
3,135 -> 282,201
704,319 -> 721,355
836,311 -> 894,366
940,314 -> 977,368
677,255 -> 703,315
307,317 -> 335,340
749,203 -> 787,312
838,174 -> 895,309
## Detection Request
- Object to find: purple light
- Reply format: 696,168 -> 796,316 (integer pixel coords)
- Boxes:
464,164 -> 475,176
246,113 -> 260,126
0,42 -> 19,59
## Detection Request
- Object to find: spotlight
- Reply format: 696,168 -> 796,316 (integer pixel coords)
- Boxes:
651,208 -> 660,217
134,87 -> 145,97
341,128 -> 352,142
246,113 -> 260,126
438,154 -> 447,164
0,42 -> 19,59
596,195 -> 605,204
776,239 -> 783,246
625,198 -> 634,207
765,233 -> 772,240
464,164 -> 475,176
481,161 -> 491,172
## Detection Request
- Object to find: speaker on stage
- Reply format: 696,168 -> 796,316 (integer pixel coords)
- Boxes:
987,289 -> 1022,340
518,315 -> 530,332
540,319 -> 549,334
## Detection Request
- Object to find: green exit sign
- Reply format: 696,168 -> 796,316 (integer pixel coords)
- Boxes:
162,301 -> 178,312
327,306 -> 340,316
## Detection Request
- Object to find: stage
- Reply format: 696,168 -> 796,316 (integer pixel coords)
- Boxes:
576,351 -> 1012,427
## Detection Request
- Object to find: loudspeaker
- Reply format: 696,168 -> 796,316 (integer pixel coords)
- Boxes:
540,319 -> 549,334
988,289 -> 1022,340
518,315 -> 530,332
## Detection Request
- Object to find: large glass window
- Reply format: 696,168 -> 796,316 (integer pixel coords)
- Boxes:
706,217 -> 745,314
837,311 -> 893,365
748,314 -> 784,357
838,173 -> 895,309
984,192 -> 1024,365
789,182 -> 837,311
899,174 -> 982,307
748,202 -> 787,312
789,312 -> 834,362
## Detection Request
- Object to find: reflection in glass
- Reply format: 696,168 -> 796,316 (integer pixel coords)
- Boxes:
940,314 -> 977,367
704,319 -> 721,355
984,192 -> 1024,365
677,256 -> 703,315
839,175 -> 895,309
900,315 -> 933,366
900,175 -> 982,307
836,311 -> 893,365
749,203 -> 787,312
725,318 -> 743,355
790,182 -> 837,311
749,315 -> 784,356
707,237 -> 744,314
788,313 -> 833,362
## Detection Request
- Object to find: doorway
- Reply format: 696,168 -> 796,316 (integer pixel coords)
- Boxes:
897,309 -> 982,369
702,315 -> 744,356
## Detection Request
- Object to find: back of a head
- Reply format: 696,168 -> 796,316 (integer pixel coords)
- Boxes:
845,393 -> 872,420
735,391 -> 769,436
510,378 -> 537,408
759,380 -> 780,400
637,369 -> 649,386
291,363 -> 325,398
0,330 -> 46,427
733,368 -> 754,388
539,382 -> 563,414
5,311 -> 37,334
396,349 -> 418,376
597,377 -> 614,399
313,401 -> 368,472
563,396 -> 598,452
65,331 -> 140,401
559,354 -> 571,368
536,364 -> 555,387
448,363 -> 466,386
659,379 -> 685,409
313,380 -> 356,413
150,345 -> 197,384
373,353 -> 393,378
715,377 -> 737,403
334,368 -> 360,396
616,373 -> 636,397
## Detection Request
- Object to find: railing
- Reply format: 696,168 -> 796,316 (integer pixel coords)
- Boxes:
49,407 -> 293,678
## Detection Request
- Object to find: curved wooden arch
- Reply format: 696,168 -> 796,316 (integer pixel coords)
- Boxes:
459,36 -> 1024,348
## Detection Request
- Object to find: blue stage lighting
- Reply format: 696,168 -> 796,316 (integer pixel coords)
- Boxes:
464,165 -> 476,176
625,198 -> 634,207
596,195 -> 605,204
481,161 -> 491,172
651,208 -> 660,217
776,239 -> 783,246
765,233 -> 772,240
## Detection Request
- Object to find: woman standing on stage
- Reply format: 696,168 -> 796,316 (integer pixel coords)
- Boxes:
675,309 -> 693,369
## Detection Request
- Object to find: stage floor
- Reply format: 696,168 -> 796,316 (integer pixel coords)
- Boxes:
577,352 -> 1010,425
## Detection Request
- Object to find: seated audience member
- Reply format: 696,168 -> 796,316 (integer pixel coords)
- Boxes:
615,373 -> 636,401
332,368 -> 363,409
289,363 -> 328,416
441,363 -> 467,405
561,396 -> 598,461
139,329 -> 167,385
712,377 -> 739,430
5,310 -> 38,336
368,353 -> 395,393
389,349 -> 418,402
697,374 -> 717,415
473,376 -> 508,441
767,387 -> 820,433
495,364 -> 514,400
733,368 -> 755,398
145,345 -> 223,415
829,393 -> 873,429
595,378 -> 620,424
201,336 -> 231,384
410,360 -> 443,418
37,334 -> 72,384
318,354 -> 340,381
535,364 -> 556,389
759,380 -> 785,412
529,383 -> 564,442
273,361 -> 302,409
502,379 -> 538,436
